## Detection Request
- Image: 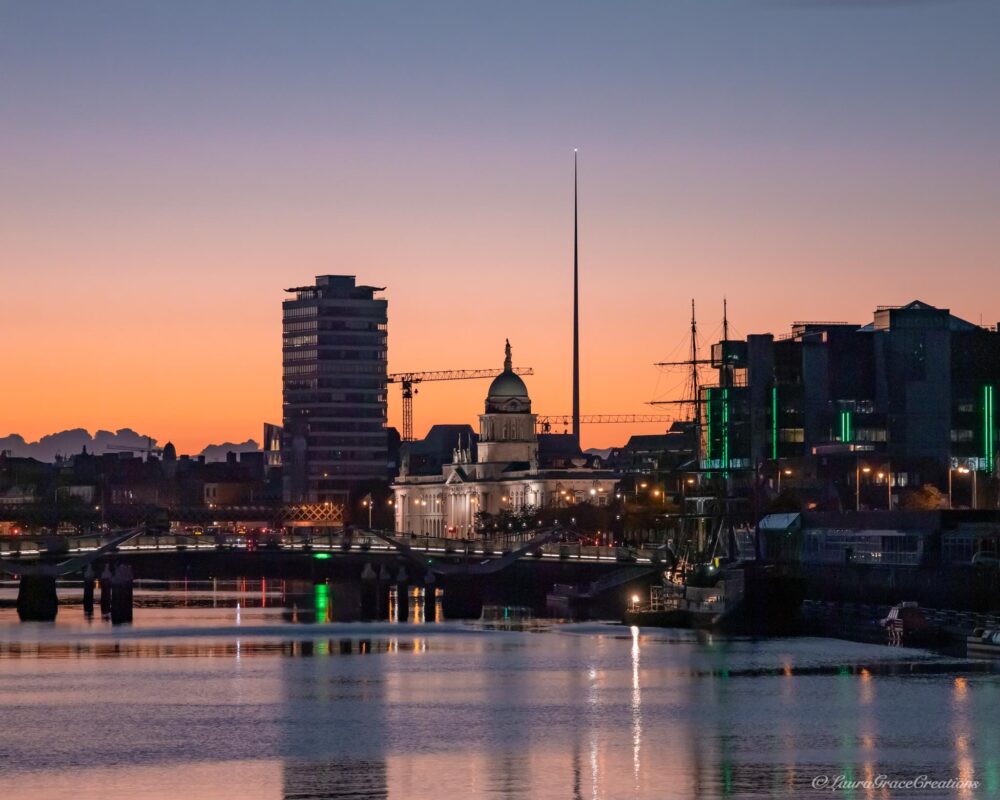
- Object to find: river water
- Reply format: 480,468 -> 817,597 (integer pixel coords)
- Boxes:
0,586 -> 997,799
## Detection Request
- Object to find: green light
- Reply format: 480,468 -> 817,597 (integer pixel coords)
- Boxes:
706,388 -> 713,467
771,386 -> 778,460
722,388 -> 729,476
313,552 -> 331,560
839,410 -> 852,443
985,385 -> 995,474
314,583 -> 329,621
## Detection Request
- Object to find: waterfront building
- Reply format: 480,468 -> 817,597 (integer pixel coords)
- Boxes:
607,421 -> 697,476
700,301 -> 1000,507
282,275 -> 388,504
391,342 -> 617,536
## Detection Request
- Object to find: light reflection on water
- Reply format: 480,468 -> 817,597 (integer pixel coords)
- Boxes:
1,598 -> 999,800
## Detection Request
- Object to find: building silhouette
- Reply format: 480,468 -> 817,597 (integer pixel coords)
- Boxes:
282,275 -> 388,504
701,300 -> 999,507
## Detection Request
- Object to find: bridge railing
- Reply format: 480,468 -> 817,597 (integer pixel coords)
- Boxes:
0,530 -> 667,566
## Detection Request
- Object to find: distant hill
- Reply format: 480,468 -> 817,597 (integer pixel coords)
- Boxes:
0,429 -> 260,463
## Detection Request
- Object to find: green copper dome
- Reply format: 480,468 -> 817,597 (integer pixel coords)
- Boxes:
486,340 -> 531,413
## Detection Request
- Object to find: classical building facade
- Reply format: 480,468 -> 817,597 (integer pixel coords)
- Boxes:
392,342 -> 618,536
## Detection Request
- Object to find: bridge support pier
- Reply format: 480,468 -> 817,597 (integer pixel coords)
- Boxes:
396,568 -> 410,623
360,563 -> 377,620
17,575 -> 58,622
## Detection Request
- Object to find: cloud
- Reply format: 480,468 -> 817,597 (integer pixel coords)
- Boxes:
199,440 -> 261,462
0,429 -> 260,462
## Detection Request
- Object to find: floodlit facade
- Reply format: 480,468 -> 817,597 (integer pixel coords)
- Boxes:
392,342 -> 617,536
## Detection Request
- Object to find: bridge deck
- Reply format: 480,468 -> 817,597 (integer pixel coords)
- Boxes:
0,531 -> 664,569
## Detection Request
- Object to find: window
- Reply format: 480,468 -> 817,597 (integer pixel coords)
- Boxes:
284,334 -> 318,347
284,305 -> 317,318
779,428 -> 805,443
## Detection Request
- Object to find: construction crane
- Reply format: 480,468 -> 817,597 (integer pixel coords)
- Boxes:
388,368 -> 534,441
105,436 -> 162,459
536,414 -> 674,434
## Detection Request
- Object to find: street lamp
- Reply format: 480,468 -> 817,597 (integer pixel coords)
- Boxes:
877,470 -> 892,510
952,466 -> 977,510
777,468 -> 792,494
856,463 -> 871,511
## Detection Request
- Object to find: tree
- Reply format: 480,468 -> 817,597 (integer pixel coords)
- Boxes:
898,483 -> 948,511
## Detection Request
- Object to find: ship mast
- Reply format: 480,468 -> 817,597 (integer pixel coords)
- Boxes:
650,299 -> 709,464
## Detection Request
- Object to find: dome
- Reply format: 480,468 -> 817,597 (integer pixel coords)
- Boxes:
485,340 -> 531,413
487,370 -> 529,400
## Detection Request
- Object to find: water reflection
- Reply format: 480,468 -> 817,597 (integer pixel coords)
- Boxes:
630,625 -> 642,795
0,637 -> 445,660
2,605 -> 999,800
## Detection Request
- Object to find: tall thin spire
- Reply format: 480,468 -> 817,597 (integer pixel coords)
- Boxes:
572,149 -> 580,444
691,299 -> 700,463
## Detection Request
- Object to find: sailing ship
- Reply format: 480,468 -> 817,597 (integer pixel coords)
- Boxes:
623,300 -> 804,631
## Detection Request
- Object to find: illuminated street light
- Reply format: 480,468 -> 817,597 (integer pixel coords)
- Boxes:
855,462 -> 871,511
950,466 -> 977,509
777,467 -> 793,494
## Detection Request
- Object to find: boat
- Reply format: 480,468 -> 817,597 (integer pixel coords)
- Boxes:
967,627 -> 1000,658
624,556 -> 805,631
879,601 -> 948,647
623,560 -> 745,629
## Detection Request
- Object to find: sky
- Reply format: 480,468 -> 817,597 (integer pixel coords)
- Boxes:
3,0 -> 999,453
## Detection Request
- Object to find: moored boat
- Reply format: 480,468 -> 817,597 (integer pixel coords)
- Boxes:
624,561 -> 746,629
967,627 -> 1000,658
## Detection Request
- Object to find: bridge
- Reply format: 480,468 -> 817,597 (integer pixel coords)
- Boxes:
0,502 -> 344,528
0,526 -> 665,572
0,522 -> 668,622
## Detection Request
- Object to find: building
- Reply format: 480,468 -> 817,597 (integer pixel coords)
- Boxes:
262,423 -> 283,471
282,275 -> 388,504
392,342 -> 617,536
700,301 -> 1000,508
607,421 -> 697,476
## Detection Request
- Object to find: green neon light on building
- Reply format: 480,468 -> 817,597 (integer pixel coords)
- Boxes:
722,388 -> 730,476
706,388 -> 713,467
839,410 -> 853,443
985,384 -> 995,474
771,386 -> 779,460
